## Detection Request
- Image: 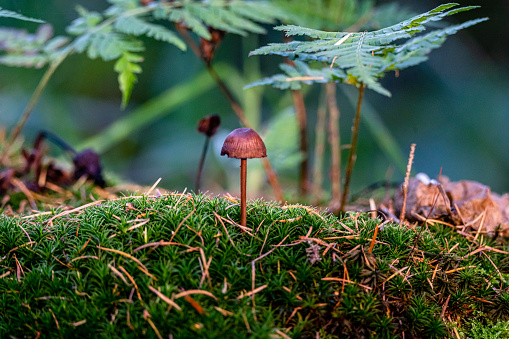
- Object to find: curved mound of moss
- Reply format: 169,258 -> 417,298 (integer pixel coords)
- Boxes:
1,193 -> 508,338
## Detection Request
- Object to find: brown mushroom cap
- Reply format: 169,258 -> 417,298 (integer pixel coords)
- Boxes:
220,128 -> 267,159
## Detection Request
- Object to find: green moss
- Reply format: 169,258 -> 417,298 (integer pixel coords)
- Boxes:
0,193 -> 508,338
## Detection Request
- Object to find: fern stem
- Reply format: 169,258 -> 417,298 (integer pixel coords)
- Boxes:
206,66 -> 249,125
0,52 -> 68,165
312,86 -> 327,205
174,23 -> 202,60
291,90 -> 309,196
326,83 -> 341,212
340,84 -> 365,212
0,2 -> 156,164
205,66 -> 283,203
173,25 -> 284,202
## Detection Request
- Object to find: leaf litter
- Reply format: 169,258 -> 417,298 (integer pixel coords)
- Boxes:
394,172 -> 509,236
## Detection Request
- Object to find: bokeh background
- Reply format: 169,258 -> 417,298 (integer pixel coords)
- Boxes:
1,0 -> 508,203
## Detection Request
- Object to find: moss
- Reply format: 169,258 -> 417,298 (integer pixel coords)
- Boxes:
0,193 -> 508,338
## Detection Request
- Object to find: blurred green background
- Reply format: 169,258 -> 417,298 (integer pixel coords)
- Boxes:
0,0 -> 508,202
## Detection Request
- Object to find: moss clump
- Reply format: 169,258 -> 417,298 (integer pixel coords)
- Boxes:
1,193 -> 508,338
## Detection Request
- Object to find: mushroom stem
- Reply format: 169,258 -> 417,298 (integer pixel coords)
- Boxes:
240,158 -> 247,226
195,136 -> 210,192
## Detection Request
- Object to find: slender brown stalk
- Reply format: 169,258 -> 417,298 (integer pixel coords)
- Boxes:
174,27 -> 284,203
207,66 -> 284,203
291,90 -> 309,196
340,84 -> 366,212
240,158 -> 247,226
174,23 -> 202,59
400,143 -> 416,224
195,137 -> 210,192
206,66 -> 249,126
0,54 -> 67,164
326,83 -> 341,211
312,86 -> 327,205
283,36 -> 309,198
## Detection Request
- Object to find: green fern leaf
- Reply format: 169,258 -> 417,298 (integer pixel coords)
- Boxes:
67,7 -> 103,35
114,16 -> 186,51
185,4 -> 246,36
168,1 -> 284,38
387,17 -> 489,71
273,0 -> 374,31
245,60 -> 345,90
275,25 -> 340,39
0,54 -> 48,68
250,3 -> 487,96
0,7 -> 45,23
114,51 -> 143,108
169,8 -> 211,39
83,32 -> 143,61
0,24 -> 67,68
229,1 -> 284,24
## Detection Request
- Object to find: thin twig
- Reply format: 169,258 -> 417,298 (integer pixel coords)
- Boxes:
207,73 -> 281,201
326,83 -> 342,211
312,87 -> 327,205
195,136 -> 210,192
0,53 -> 68,164
340,84 -> 365,212
400,143 -> 416,224
175,24 -> 284,202
291,89 -> 309,196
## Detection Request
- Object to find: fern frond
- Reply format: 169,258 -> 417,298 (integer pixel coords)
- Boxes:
387,17 -> 488,71
273,0 -> 374,31
274,25 -> 340,39
0,7 -> 44,23
0,54 -> 48,68
168,8 -> 211,39
66,7 -> 103,36
230,1 -> 286,24
245,60 -> 345,90
74,32 -> 143,61
0,25 -> 68,68
114,51 -> 143,109
114,16 -> 186,51
183,3 -> 262,37
250,3 -> 487,96
0,0 -> 285,108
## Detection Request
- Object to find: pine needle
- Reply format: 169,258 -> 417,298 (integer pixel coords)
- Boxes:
148,285 -> 181,311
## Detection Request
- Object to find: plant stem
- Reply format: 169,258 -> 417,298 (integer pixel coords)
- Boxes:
340,84 -> 365,212
291,90 -> 309,196
206,66 -> 284,203
0,53 -> 67,165
206,66 -> 249,126
326,83 -> 341,211
240,158 -> 247,226
195,137 -> 210,192
400,143 -> 416,224
312,86 -> 327,205
175,28 -> 284,203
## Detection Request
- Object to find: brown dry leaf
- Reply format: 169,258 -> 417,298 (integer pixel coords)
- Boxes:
395,173 -> 509,236
394,175 -> 449,220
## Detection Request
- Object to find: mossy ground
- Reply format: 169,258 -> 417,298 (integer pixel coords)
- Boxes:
1,192 -> 509,338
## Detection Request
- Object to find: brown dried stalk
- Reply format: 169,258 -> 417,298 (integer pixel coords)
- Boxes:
175,24 -> 284,203
326,83 -> 342,211
340,84 -> 365,212
400,143 -> 416,224
312,87 -> 327,205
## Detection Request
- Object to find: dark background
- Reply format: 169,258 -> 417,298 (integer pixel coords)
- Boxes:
1,0 -> 508,201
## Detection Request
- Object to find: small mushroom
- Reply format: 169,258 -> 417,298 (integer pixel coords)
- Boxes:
221,128 -> 267,226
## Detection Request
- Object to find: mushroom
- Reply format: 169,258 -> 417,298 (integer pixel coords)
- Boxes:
221,128 -> 267,226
